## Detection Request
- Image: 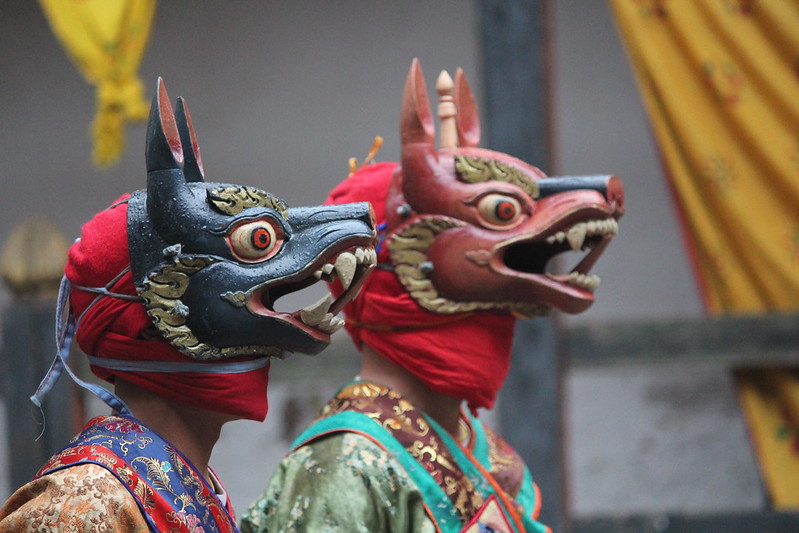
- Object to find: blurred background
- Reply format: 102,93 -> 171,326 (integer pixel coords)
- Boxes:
1,2 -> 797,532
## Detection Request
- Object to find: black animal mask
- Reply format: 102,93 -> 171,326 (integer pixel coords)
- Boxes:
127,79 -> 377,360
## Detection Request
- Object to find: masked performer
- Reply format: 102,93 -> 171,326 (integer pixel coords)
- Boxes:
242,59 -> 624,533
0,78 -> 376,533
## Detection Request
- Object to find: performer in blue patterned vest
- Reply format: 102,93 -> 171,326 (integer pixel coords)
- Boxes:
0,78 -> 376,532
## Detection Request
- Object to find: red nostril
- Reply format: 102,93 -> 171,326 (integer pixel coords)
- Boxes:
367,203 -> 377,229
606,175 -> 625,215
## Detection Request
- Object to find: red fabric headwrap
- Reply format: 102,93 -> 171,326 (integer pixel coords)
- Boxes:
65,195 -> 270,421
326,163 -> 516,411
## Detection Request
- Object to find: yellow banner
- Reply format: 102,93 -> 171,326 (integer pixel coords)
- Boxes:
609,0 -> 799,314
39,0 -> 156,167
610,0 -> 799,509
736,368 -> 799,508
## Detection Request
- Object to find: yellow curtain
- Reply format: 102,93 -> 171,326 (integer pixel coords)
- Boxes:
735,369 -> 799,507
609,0 -> 799,314
609,0 -> 799,509
39,0 -> 156,167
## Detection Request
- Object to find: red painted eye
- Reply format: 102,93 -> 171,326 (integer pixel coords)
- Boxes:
251,227 -> 272,250
228,219 -> 282,261
477,194 -> 523,226
494,200 -> 517,221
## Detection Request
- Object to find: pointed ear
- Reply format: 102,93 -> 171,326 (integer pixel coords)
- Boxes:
400,58 -> 435,146
145,79 -> 194,239
174,96 -> 205,183
453,68 -> 480,148
146,78 -> 184,172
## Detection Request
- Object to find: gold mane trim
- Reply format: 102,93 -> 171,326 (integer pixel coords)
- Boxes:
139,255 -> 283,360
388,217 -> 549,317
454,155 -> 540,199
207,186 -> 288,219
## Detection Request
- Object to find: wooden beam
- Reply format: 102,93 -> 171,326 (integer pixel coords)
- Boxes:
565,313 -> 799,367
478,1 -> 563,530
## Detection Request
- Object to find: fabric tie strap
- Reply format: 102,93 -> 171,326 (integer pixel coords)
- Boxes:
31,275 -> 132,415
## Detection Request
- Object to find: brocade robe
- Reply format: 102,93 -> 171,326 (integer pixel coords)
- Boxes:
241,381 -> 550,533
0,414 -> 238,533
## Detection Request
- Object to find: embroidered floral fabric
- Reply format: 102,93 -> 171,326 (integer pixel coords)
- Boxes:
0,464 -> 150,532
241,432 -> 437,533
241,381 -> 548,533
319,382 -> 525,526
1,415 -> 238,533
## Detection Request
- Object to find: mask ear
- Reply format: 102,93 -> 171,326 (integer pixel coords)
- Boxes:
146,77 -> 184,173
145,78 -> 194,239
400,58 -> 435,147
174,96 -> 205,183
454,68 -> 480,148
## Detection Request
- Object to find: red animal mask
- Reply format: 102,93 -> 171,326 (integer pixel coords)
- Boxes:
384,59 -> 624,317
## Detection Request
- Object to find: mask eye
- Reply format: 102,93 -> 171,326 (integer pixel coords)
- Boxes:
477,194 -> 524,226
227,219 -> 283,262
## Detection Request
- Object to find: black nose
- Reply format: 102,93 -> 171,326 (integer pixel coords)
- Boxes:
538,175 -> 621,201
538,175 -> 618,198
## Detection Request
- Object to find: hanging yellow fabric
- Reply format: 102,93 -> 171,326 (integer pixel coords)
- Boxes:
38,0 -> 156,167
609,0 -> 799,509
609,0 -> 799,313
735,368 -> 799,508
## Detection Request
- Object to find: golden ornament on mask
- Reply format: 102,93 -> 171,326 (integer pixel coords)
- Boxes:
454,155 -> 539,199
208,186 -> 288,218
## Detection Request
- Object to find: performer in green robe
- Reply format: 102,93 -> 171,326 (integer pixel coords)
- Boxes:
242,59 -> 624,533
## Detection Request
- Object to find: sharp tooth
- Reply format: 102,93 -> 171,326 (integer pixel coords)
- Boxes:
319,313 -> 334,328
313,270 -> 323,280
567,223 -> 587,251
329,316 -> 345,333
322,263 -> 334,276
335,252 -> 357,289
317,313 -> 345,333
587,221 -> 598,234
566,272 -> 600,291
547,235 -> 557,244
300,294 -> 333,326
355,248 -> 365,263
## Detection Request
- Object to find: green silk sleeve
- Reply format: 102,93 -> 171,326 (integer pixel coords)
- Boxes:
240,432 -> 437,533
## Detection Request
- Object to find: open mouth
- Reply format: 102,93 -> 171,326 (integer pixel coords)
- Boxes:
503,218 -> 618,293
251,246 -> 377,336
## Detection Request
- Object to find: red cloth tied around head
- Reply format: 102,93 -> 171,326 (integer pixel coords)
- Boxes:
326,163 -> 515,411
65,194 -> 270,421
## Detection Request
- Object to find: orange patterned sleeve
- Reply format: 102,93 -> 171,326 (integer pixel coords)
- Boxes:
0,463 -> 151,532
